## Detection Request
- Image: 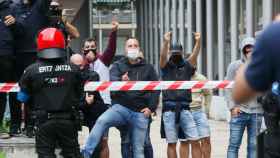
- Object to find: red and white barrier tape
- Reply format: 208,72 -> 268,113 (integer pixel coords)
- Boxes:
84,80 -> 234,92
0,83 -> 19,93
0,81 -> 234,93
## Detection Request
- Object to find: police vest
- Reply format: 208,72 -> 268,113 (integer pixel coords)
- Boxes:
28,61 -> 82,112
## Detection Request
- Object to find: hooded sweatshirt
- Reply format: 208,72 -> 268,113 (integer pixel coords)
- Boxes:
225,37 -> 263,114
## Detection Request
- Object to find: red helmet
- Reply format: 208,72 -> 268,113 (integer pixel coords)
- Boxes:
37,27 -> 66,59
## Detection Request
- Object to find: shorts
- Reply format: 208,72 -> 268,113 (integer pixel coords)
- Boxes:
180,109 -> 211,141
191,110 -> 210,139
163,110 -> 199,143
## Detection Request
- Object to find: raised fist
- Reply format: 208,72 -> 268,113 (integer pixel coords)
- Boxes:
112,21 -> 119,31
164,32 -> 172,43
194,32 -> 201,42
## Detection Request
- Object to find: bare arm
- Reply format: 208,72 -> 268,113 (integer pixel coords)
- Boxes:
187,32 -> 201,66
159,32 -> 171,69
233,65 -> 259,104
64,21 -> 80,39
203,89 -> 212,107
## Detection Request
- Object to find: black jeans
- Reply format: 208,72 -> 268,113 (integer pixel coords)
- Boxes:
263,131 -> 280,158
0,55 -> 20,131
36,119 -> 82,158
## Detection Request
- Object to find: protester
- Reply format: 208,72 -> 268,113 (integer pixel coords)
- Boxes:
159,32 -> 202,158
82,38 -> 160,158
118,51 -> 155,158
180,67 -> 212,158
226,37 -> 263,158
70,53 -> 109,158
81,20 -> 118,158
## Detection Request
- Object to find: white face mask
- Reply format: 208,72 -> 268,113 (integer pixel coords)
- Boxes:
127,49 -> 140,60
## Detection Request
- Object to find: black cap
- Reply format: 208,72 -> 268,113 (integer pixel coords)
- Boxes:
170,42 -> 183,55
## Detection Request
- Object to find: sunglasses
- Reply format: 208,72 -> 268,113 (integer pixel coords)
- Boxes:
83,49 -> 96,55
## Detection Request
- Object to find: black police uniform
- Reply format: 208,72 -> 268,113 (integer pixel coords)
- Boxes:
257,91 -> 280,158
19,59 -> 83,158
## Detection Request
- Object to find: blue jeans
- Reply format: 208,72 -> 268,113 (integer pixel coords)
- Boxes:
82,104 -> 149,158
227,112 -> 262,158
119,121 -> 153,158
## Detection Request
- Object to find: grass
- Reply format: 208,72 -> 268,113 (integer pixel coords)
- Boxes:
0,120 -> 8,158
0,152 -> 6,158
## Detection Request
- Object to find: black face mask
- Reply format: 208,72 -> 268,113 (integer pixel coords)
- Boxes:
170,54 -> 184,65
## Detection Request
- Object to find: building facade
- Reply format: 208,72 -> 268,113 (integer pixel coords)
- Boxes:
68,0 -> 280,80
60,0 -> 137,56
89,0 -> 137,56
136,0 -> 280,80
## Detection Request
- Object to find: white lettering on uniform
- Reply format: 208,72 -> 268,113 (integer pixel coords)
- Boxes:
39,66 -> 53,73
39,65 -> 71,73
55,65 -> 71,72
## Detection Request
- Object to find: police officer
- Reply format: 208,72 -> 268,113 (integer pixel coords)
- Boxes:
18,28 -> 82,158
233,22 -> 280,158
257,84 -> 280,157
13,0 -> 80,137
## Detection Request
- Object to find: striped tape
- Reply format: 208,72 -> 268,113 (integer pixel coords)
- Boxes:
0,81 -> 234,93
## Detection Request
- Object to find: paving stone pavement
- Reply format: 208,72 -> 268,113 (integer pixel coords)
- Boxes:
0,114 -> 248,158
79,113 -> 248,158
